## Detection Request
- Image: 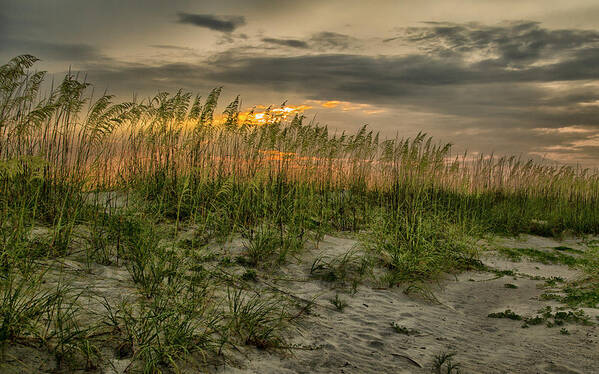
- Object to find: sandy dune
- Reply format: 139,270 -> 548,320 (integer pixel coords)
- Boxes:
2,234 -> 598,373
218,235 -> 599,374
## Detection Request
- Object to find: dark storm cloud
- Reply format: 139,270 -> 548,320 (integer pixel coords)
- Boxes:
262,38 -> 309,49
176,12 -> 246,32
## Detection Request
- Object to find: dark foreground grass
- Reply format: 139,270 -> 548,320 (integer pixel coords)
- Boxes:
1,55 -> 599,371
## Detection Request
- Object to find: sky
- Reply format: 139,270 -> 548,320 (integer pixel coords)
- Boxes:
2,0 -> 599,166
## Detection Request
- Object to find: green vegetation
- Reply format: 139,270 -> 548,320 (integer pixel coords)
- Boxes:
390,321 -> 419,335
432,351 -> 462,374
1,55 -> 599,371
488,309 -> 523,321
310,248 -> 371,287
329,294 -> 348,312
553,246 -> 584,254
540,245 -> 599,308
496,247 -> 583,266
489,306 -> 593,330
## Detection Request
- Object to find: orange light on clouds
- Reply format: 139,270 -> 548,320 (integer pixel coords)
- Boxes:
213,99 -> 384,128
533,126 -> 596,134
307,99 -> 386,115
321,100 -> 342,108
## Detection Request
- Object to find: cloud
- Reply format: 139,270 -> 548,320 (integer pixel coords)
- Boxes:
200,42 -> 599,151
150,44 -> 195,51
81,61 -> 215,95
77,35 -> 599,132
205,51 -> 599,99
310,32 -> 359,50
176,12 -> 245,32
392,21 -> 599,67
260,32 -> 359,50
262,38 -> 309,49
0,37 -> 107,62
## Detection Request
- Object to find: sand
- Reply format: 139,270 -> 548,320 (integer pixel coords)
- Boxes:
217,234 -> 599,374
2,233 -> 598,373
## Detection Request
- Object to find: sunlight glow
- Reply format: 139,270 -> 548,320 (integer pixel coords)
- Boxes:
235,104 -> 312,125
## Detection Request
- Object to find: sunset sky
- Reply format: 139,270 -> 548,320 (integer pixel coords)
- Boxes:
2,0 -> 599,165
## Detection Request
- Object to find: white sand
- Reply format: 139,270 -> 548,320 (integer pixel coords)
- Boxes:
217,235 -> 599,374
3,234 -> 598,373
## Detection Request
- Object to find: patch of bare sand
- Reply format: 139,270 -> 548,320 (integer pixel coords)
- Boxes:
217,235 -> 599,374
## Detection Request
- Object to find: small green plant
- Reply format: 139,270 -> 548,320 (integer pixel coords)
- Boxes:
226,288 -> 292,349
41,289 -> 101,370
329,294 -> 348,312
310,249 -> 371,286
242,223 -> 280,267
544,276 -> 565,287
488,309 -> 523,320
504,283 -> 518,289
121,222 -> 179,298
241,269 -> 258,282
432,351 -> 461,374
390,321 -> 419,335
515,306 -> 593,328
0,272 -> 56,344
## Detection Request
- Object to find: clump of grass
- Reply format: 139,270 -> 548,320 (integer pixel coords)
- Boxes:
39,288 -> 101,370
432,351 -> 461,374
241,223 -> 281,267
104,280 -> 220,373
540,246 -> 599,308
329,294 -> 348,312
0,272 -> 56,344
225,288 -> 294,349
488,309 -> 523,320
118,218 -> 179,298
554,246 -> 584,254
84,213 -> 114,267
544,276 -> 565,287
364,211 -> 482,289
310,249 -> 371,287
504,283 -> 518,289
241,268 -> 258,282
390,321 -> 419,335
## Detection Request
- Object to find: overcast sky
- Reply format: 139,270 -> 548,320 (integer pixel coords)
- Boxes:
2,0 -> 599,166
